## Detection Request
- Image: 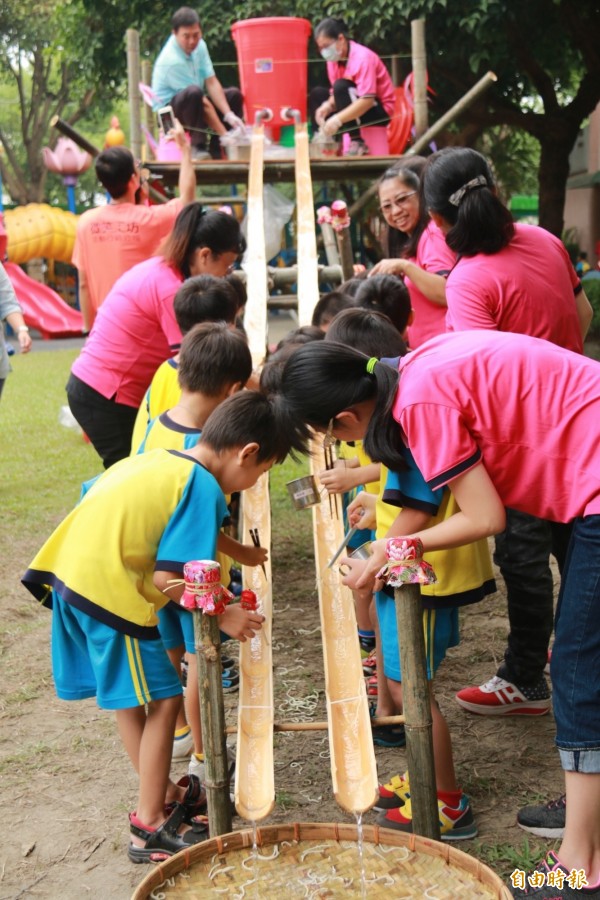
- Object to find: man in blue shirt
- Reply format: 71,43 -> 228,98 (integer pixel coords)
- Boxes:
152,6 -> 244,159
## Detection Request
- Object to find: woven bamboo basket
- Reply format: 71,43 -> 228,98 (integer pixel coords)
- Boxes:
131,822 -> 512,899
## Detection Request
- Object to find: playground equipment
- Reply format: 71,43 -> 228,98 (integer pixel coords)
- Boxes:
1,205 -> 83,337
42,137 -> 92,214
4,204 -> 77,265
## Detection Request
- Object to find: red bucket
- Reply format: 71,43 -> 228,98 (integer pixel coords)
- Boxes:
231,17 -> 312,140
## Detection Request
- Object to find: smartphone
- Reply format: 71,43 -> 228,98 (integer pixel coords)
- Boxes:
157,105 -> 175,135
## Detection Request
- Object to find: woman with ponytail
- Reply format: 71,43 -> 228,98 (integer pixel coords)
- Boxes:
67,203 -> 245,468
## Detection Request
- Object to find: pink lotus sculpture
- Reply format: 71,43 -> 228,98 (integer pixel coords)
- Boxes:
42,137 -> 92,212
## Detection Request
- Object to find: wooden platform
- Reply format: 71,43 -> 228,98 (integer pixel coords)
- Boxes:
147,155 -> 398,187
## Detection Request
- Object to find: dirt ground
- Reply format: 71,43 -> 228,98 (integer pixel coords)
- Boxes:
1,319 -> 563,899
1,510 -> 562,900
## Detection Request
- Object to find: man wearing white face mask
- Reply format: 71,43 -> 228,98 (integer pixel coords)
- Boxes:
310,17 -> 395,156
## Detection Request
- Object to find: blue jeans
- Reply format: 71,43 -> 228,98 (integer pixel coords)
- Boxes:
552,515 -> 600,772
494,508 -> 572,685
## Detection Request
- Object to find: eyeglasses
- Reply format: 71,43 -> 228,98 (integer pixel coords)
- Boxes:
379,191 -> 418,214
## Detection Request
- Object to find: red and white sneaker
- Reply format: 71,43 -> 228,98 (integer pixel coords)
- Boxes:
455,675 -> 550,716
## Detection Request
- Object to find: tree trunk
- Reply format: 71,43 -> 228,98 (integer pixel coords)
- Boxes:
537,122 -> 580,237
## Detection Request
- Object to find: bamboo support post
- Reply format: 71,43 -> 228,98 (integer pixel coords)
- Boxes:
141,59 -> 155,139
394,582 -> 440,840
347,71 -> 497,219
193,611 -> 232,836
126,29 -> 142,163
411,19 -> 428,137
336,229 -> 354,281
320,220 -> 341,267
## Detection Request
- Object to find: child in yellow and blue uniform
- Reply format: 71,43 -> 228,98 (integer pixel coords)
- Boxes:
22,390 -> 292,863
137,322 -> 264,775
347,431 -> 496,841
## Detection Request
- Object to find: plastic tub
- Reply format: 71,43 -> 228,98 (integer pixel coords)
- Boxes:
232,17 -> 312,140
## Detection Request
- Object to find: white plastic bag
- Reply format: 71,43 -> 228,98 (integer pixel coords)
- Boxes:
241,184 -> 295,264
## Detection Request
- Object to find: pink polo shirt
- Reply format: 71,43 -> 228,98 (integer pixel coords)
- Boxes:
445,223 -> 582,353
71,256 -> 183,407
327,41 -> 396,116
394,330 -> 600,523
406,220 -> 455,348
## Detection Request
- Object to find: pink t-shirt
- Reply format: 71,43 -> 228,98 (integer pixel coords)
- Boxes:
71,256 -> 184,407
406,220 -> 455,348
327,41 -> 396,116
72,199 -> 182,314
445,223 -> 582,353
394,330 -> 600,522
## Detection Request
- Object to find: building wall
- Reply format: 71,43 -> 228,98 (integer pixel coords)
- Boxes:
565,105 -> 600,267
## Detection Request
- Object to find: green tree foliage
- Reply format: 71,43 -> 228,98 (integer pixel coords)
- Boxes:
0,0 -> 118,203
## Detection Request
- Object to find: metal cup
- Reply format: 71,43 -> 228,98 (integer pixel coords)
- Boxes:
348,541 -> 373,561
286,475 -> 322,510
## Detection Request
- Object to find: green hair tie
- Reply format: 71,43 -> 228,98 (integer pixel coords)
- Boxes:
366,357 -> 378,374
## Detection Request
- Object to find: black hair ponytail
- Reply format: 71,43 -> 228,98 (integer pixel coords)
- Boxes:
274,341 -> 405,469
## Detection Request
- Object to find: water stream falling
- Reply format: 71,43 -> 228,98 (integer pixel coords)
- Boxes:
355,812 -> 367,899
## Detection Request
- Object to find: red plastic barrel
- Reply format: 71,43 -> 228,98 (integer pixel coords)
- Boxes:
231,17 -> 312,139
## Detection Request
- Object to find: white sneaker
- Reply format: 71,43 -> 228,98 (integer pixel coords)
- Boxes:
172,727 -> 194,759
188,753 -> 205,781
188,744 -> 237,782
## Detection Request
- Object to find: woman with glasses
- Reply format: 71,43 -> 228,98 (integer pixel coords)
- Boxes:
67,203 -> 245,469
370,157 -> 454,348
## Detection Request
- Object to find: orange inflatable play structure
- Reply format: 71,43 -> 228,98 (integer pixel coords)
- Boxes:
1,205 -> 83,338
3,203 -> 78,265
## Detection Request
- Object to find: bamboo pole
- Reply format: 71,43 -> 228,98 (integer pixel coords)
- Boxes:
126,29 -> 142,162
50,116 -> 100,157
194,611 -> 232,836
225,715 -> 405,734
336,229 -> 354,281
141,59 -> 155,139
320,221 -> 341,267
411,19 -> 428,137
408,71 -> 498,156
347,71 -> 498,219
294,120 -> 320,327
394,582 -> 440,840
235,119 -> 276,823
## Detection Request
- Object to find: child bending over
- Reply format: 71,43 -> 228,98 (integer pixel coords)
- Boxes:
23,391 -> 293,863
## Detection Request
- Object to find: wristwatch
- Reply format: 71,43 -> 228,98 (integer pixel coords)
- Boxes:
17,325 -> 29,332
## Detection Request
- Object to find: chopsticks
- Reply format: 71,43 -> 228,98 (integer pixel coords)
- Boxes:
249,528 -> 267,577
323,440 -> 339,520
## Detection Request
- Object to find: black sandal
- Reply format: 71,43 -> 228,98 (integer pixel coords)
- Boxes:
164,774 -> 208,826
127,803 -> 208,864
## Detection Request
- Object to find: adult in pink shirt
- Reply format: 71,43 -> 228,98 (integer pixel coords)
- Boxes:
273,334 -> 600,895
67,204 -> 244,469
421,146 -> 594,723
72,121 -> 196,331
311,17 -> 395,157
370,158 -> 454,348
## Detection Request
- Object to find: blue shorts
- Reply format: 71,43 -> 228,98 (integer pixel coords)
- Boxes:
158,601 -> 196,654
51,591 -> 182,709
375,590 -> 459,682
158,602 -> 233,655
